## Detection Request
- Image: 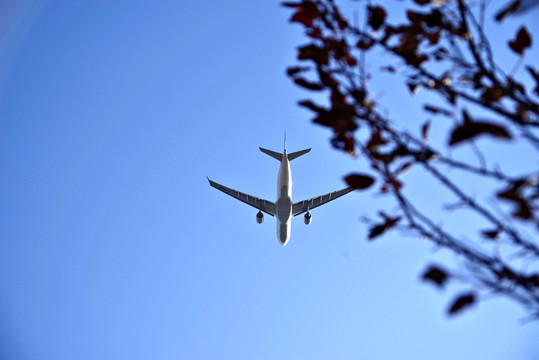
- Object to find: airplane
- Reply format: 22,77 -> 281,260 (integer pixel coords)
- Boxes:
207,141 -> 354,246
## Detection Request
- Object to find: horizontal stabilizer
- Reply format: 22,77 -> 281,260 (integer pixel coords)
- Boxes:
260,147 -> 283,161
260,147 -> 311,162
288,148 -> 311,161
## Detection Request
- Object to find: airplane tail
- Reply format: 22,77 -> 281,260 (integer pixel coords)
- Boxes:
288,148 -> 311,161
259,147 -> 311,162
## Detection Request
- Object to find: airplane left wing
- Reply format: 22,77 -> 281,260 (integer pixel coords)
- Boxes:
208,178 -> 276,216
292,186 -> 354,216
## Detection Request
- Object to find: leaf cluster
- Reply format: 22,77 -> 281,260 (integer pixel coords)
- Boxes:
284,0 -> 539,318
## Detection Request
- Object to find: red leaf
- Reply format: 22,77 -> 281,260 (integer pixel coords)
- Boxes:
406,10 -> 426,25
297,44 -> 329,65
367,213 -> 401,240
290,1 -> 320,27
344,173 -> 375,190
513,202 -> 533,219
286,66 -> 310,76
294,78 -> 324,90
448,293 -> 475,316
481,228 -> 501,240
298,100 -> 324,113
317,68 -> 339,89
448,111 -> 512,146
281,1 -> 302,7
366,130 -> 386,151
368,223 -> 386,240
379,212 -> 401,228
356,39 -> 374,50
422,265 -> 449,288
344,53 -> 357,66
481,86 -> 503,103
425,30 -> 440,45
508,26 -> 532,55
368,6 -> 386,31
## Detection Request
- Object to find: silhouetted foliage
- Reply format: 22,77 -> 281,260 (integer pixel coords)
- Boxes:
284,0 -> 539,319
448,292 -> 476,315
422,265 -> 449,288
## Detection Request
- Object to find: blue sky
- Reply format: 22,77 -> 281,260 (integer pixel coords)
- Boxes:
1,1 -> 539,359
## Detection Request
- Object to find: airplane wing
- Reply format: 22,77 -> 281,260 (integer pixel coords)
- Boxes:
292,186 -> 354,216
208,178 -> 276,216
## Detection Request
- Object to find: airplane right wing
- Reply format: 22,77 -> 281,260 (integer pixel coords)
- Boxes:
292,186 -> 354,216
208,178 -> 276,216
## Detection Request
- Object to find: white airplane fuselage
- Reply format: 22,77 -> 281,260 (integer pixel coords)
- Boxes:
208,143 -> 355,246
276,150 -> 292,245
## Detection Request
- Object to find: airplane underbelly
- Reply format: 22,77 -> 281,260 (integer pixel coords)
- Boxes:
277,221 -> 291,245
276,195 -> 292,221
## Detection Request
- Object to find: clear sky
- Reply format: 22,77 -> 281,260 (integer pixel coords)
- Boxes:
1,1 -> 538,359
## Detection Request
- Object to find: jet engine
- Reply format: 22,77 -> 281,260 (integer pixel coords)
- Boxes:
256,211 -> 264,224
304,211 -> 312,225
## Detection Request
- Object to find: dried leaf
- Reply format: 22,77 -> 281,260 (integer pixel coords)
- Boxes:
422,265 -> 448,288
344,173 -> 375,190
286,66 -> 309,76
513,202 -> 533,219
316,67 -> 339,89
481,86 -> 503,103
356,39 -> 374,50
366,130 -> 387,152
290,1 -> 319,27
344,53 -> 357,66
449,111 -> 512,146
448,292 -> 475,316
368,223 -> 386,240
368,6 -> 387,31
367,213 -> 401,240
294,78 -> 324,90
508,26 -> 532,55
425,9 -> 443,28
281,1 -> 302,8
481,228 -> 501,239
297,44 -> 329,65
424,30 -> 440,45
407,10 -> 427,25
298,100 -> 324,112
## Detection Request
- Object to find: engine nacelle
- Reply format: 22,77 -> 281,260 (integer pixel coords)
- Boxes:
304,212 -> 312,225
256,211 -> 264,224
